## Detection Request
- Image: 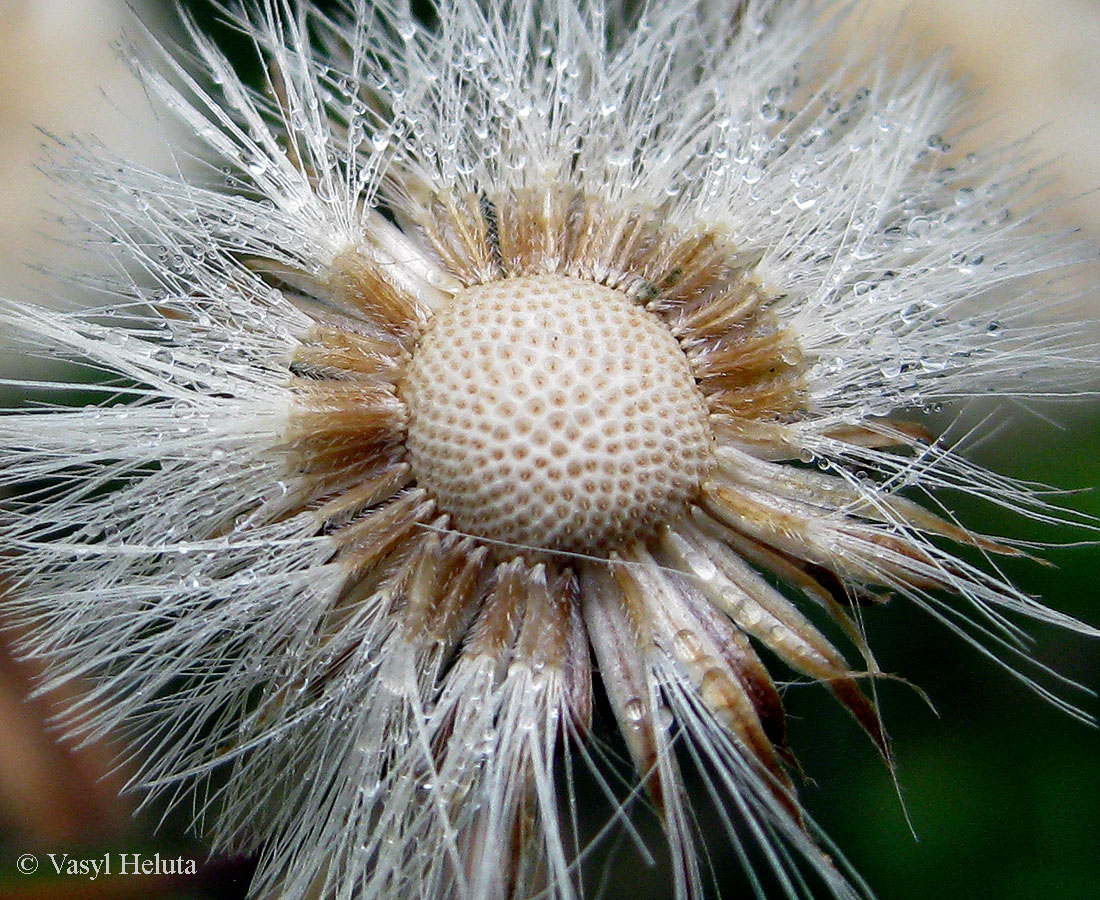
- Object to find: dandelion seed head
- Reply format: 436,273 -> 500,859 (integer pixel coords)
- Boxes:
401,273 -> 713,551
0,1 -> 1097,900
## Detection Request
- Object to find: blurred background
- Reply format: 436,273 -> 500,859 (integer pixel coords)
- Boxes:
0,1 -> 1096,899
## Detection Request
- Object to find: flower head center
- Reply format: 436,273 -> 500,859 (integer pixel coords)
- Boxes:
401,274 -> 713,553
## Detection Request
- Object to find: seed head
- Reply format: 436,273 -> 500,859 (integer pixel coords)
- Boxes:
0,2 -> 1096,900
402,274 -> 713,551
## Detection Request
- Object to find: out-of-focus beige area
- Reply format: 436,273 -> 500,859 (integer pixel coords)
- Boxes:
854,0 -> 1100,228
0,0 -> 188,386
0,0 -> 181,301
843,0 -> 1100,318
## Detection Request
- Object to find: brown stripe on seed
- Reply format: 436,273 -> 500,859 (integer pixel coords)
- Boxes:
328,246 -> 432,341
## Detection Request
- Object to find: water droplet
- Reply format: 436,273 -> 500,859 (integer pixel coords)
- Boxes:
906,216 -> 931,238
900,302 -> 922,324
673,629 -> 703,663
623,698 -> 646,723
241,150 -> 269,177
759,102 -> 780,123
